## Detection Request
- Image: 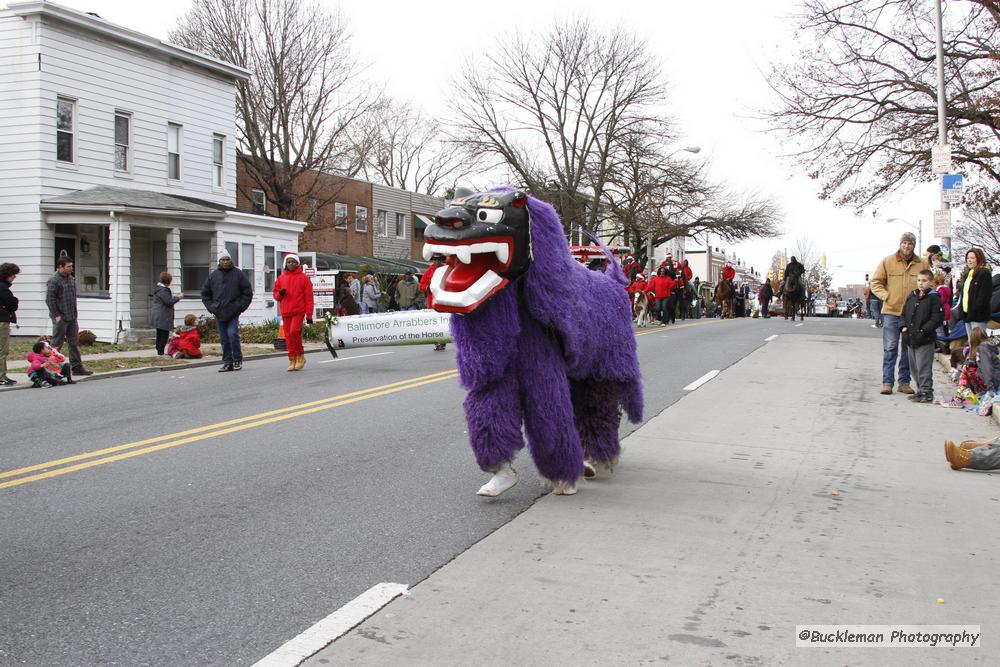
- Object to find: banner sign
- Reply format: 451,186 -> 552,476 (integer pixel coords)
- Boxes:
327,309 -> 452,349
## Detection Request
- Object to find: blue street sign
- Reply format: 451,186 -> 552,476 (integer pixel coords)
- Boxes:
942,174 -> 963,191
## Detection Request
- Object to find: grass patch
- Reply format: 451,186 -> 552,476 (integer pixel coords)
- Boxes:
8,339 -> 152,358
84,356 -> 203,373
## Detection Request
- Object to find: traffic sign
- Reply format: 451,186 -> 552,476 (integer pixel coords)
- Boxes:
933,209 -> 951,237
941,174 -> 964,204
931,145 -> 952,175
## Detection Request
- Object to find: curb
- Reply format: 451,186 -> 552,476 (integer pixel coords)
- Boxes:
0,347 -> 329,392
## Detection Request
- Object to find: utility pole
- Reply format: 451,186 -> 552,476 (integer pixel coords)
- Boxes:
934,0 -> 952,260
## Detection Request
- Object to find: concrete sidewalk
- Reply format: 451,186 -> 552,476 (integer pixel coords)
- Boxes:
303,333 -> 1000,666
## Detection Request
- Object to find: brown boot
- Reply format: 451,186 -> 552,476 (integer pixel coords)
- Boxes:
880,384 -> 893,395
287,355 -> 298,372
944,440 -> 973,470
959,437 -> 999,451
295,353 -> 306,370
897,383 -> 915,394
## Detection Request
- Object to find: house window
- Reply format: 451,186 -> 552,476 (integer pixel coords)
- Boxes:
181,237 -> 211,293
335,203 -> 347,229
355,206 -> 368,232
395,213 -> 405,239
212,134 -> 225,188
251,189 -> 266,214
264,245 -> 276,291
167,123 -> 182,180
242,243 -> 255,285
56,97 -> 75,163
377,209 -> 387,237
114,111 -> 131,171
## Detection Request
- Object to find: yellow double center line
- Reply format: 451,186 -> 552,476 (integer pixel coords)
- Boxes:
0,369 -> 459,491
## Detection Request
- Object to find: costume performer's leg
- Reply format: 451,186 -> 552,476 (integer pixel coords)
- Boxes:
464,368 -> 525,474
517,322 -> 584,492
571,378 -> 624,468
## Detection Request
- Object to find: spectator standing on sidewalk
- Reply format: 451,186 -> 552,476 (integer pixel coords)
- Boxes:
361,274 -> 382,314
870,232 -> 929,395
201,250 -> 253,372
348,272 -> 361,308
45,257 -> 93,376
955,247 -> 993,335
395,269 -> 420,311
151,272 -> 182,359
900,269 -> 944,403
273,253 -> 314,372
0,262 -> 19,386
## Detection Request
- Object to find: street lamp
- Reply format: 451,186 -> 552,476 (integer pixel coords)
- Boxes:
886,217 -> 922,252
646,145 -> 702,273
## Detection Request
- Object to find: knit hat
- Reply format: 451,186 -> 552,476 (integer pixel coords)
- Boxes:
900,232 -> 917,244
285,253 -> 300,265
218,249 -> 231,260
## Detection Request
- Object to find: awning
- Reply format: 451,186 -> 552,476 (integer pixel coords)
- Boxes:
413,213 -> 436,230
313,252 -> 430,276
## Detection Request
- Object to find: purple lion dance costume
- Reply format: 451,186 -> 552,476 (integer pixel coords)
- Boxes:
423,188 -> 643,496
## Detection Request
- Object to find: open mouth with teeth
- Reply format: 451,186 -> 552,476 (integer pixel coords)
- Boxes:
423,237 -> 514,313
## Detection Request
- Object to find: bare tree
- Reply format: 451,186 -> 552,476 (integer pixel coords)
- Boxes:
764,0 -> 1000,212
170,0 -> 379,219
451,19 -> 665,233
352,100 -> 472,196
954,206 -> 1000,265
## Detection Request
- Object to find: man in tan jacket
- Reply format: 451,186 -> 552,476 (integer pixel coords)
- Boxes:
869,232 -> 930,395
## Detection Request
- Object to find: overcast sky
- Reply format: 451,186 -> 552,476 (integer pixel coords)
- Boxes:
53,0 -> 948,289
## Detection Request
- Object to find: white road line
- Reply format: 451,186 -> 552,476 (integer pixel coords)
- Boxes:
794,323 -> 804,327
764,335 -> 778,342
251,582 -> 408,667
319,351 -> 396,364
683,370 -> 720,391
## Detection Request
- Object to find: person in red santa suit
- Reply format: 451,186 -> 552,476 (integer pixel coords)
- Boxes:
722,261 -> 736,296
273,253 -> 314,371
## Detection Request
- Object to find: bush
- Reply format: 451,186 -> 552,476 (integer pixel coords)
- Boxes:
78,329 -> 97,346
196,315 -> 324,344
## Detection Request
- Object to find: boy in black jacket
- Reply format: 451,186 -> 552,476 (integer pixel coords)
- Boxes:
901,269 -> 944,403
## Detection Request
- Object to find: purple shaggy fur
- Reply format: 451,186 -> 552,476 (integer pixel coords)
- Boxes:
451,191 -> 643,486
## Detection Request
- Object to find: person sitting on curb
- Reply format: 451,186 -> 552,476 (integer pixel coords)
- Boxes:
869,232 -> 929,395
944,437 -> 1000,471
168,315 -> 203,359
273,254 -> 314,372
25,341 -> 61,388
41,340 -> 76,385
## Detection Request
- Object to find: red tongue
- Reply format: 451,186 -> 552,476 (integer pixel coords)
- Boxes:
443,253 -> 495,292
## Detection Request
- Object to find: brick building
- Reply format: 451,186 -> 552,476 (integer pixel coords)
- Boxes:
236,157 -> 373,257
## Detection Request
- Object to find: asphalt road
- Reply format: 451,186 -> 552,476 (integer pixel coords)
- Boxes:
0,315 -> 879,666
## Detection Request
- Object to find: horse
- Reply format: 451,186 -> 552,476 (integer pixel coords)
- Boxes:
780,275 -> 806,322
676,283 -> 693,320
633,290 -> 652,327
714,280 -> 735,319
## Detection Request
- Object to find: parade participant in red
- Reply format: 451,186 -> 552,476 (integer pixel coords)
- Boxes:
621,255 -> 639,282
645,267 -> 676,326
421,254 -> 448,350
682,259 -> 693,282
628,272 -> 647,295
722,261 -> 736,282
273,254 -> 314,371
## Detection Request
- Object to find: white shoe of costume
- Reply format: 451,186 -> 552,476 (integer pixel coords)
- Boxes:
477,463 -> 518,497
551,480 -> 577,495
582,460 -> 597,479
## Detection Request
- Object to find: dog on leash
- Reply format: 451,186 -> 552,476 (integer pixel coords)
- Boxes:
633,291 -> 651,327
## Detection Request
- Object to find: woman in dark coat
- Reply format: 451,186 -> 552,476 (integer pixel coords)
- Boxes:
955,248 -> 993,334
151,272 -> 182,357
0,262 -> 20,386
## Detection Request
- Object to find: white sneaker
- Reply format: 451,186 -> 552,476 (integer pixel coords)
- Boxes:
870,324 -> 877,328
476,463 -> 518,497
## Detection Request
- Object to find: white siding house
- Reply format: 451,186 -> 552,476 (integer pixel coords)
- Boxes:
0,1 -> 303,341
371,184 -> 444,260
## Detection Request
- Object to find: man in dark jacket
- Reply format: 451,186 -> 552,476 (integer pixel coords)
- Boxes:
758,280 -> 774,318
46,257 -> 93,376
0,262 -> 20,385
201,250 -> 253,372
901,269 -> 944,403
